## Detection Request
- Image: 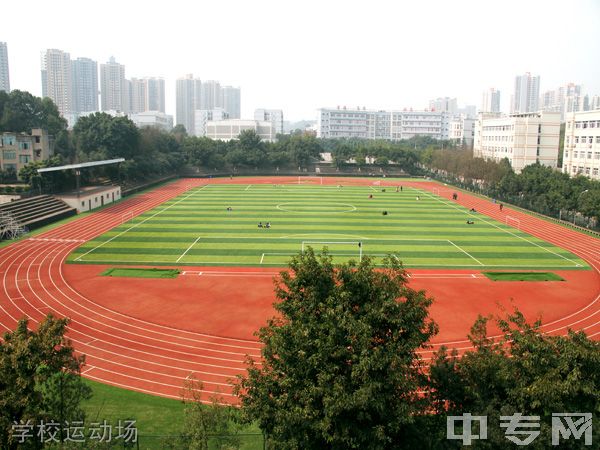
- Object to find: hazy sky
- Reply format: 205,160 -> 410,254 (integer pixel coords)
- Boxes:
3,0 -> 600,121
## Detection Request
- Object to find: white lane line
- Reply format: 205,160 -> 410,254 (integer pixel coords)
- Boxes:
176,236 -> 202,263
245,184 -> 252,191
447,240 -> 484,266
75,185 -> 207,261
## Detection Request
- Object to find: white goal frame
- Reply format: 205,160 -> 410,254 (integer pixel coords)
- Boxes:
302,241 -> 363,261
297,176 -> 323,185
432,187 -> 440,196
505,215 -> 521,230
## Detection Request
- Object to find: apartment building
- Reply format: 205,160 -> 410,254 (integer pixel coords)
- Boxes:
562,109 -> 600,180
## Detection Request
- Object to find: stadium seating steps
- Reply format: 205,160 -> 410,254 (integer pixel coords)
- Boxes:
0,195 -> 76,239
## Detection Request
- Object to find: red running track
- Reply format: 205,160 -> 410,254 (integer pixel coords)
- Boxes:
0,177 -> 598,403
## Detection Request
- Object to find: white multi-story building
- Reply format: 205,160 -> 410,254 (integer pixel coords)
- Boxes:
449,116 -> 475,148
100,57 -> 129,113
0,42 -> 10,93
71,57 -> 98,114
194,108 -> 228,137
481,88 -> 501,113
473,111 -> 560,173
317,107 -> 451,140
254,109 -> 284,135
130,111 -> 173,132
562,110 -> 600,180
511,73 -> 540,114
175,74 -> 202,133
205,119 -> 276,142
41,49 -> 72,116
222,86 -> 241,119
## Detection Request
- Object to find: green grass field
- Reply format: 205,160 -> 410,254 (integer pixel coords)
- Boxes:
68,183 -> 588,270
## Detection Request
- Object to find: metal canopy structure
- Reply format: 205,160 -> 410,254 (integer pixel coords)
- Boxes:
37,158 -> 125,173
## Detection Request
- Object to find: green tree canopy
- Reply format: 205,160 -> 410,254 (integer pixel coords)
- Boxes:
236,249 -> 438,449
0,90 -> 67,137
429,310 -> 600,449
0,315 -> 91,448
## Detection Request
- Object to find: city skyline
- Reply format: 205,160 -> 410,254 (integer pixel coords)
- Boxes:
2,0 -> 599,121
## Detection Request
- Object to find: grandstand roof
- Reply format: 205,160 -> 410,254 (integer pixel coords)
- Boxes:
37,158 -> 125,173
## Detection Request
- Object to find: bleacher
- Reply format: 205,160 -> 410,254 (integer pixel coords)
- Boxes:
0,195 -> 77,240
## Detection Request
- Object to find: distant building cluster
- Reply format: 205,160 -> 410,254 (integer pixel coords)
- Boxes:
0,42 -> 10,93
317,106 -> 476,148
175,75 -> 241,136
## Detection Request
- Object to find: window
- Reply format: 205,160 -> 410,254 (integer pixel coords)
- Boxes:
19,142 -> 29,150
588,152 -> 592,159
575,137 -> 579,143
19,155 -> 30,164
585,167 -> 590,175
81,202 -> 85,207
574,151 -> 578,158
3,151 -> 16,160
597,136 -> 600,143
589,137 -> 594,144
594,168 -> 599,176
595,153 -> 600,159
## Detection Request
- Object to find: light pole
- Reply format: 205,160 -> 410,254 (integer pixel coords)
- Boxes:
574,189 -> 589,225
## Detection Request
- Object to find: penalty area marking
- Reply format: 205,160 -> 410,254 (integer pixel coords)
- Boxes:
176,236 -> 202,263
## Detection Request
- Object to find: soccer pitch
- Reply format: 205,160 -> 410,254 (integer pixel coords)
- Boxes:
69,183 -> 588,269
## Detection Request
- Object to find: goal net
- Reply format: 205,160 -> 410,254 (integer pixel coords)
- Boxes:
297,176 -> 323,185
505,216 -> 520,230
432,188 -> 440,196
302,241 -> 363,261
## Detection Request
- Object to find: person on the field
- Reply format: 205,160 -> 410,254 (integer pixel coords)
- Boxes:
258,222 -> 263,228
266,222 -> 271,228
466,220 -> 474,225
499,203 -> 504,211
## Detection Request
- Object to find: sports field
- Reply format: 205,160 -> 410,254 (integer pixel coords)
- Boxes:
68,180 -> 588,269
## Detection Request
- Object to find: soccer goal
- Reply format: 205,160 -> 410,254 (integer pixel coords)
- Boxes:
302,241 -> 363,261
432,188 -> 440,196
372,180 -> 381,186
121,211 -> 134,224
297,176 -> 323,185
505,215 -> 521,230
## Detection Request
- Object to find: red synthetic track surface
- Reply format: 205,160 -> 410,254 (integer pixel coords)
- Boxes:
1,177 -> 599,404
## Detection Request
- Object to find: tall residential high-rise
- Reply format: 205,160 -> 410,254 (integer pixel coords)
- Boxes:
540,83 -> 584,120
176,74 -> 202,133
511,72 -> 540,113
0,42 -> 10,92
100,57 -> 129,112
129,77 -> 165,114
199,80 -> 221,110
222,86 -> 241,119
41,49 -> 72,116
71,57 -> 98,113
481,88 -> 501,113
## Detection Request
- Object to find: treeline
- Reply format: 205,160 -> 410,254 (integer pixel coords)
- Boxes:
425,148 -> 600,224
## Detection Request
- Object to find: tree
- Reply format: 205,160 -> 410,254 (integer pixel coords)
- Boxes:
0,90 -> 67,137
0,314 -> 91,449
236,249 -> 438,449
179,376 -> 241,450
429,310 -> 600,449
73,112 -> 140,161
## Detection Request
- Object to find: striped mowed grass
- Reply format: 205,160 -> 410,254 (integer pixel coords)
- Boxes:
69,183 -> 588,270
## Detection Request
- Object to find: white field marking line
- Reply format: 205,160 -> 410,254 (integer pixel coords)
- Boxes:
260,253 -> 265,264
245,184 -> 252,191
279,233 -> 371,240
81,365 -> 95,375
82,344 -> 238,385
28,238 -> 85,243
41,247 -> 264,357
447,240 -> 484,266
176,236 -> 202,263
370,186 -> 378,192
413,187 -> 582,267
74,185 -> 208,261
82,364 -> 236,396
83,373 -> 233,405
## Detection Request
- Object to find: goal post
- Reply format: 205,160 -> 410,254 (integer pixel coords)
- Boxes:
505,215 -> 520,230
302,241 -> 363,261
432,187 -> 440,196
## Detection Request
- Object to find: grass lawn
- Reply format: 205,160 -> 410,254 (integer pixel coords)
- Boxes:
483,272 -> 565,281
69,182 -> 588,271
82,379 -> 263,449
101,267 -> 180,278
